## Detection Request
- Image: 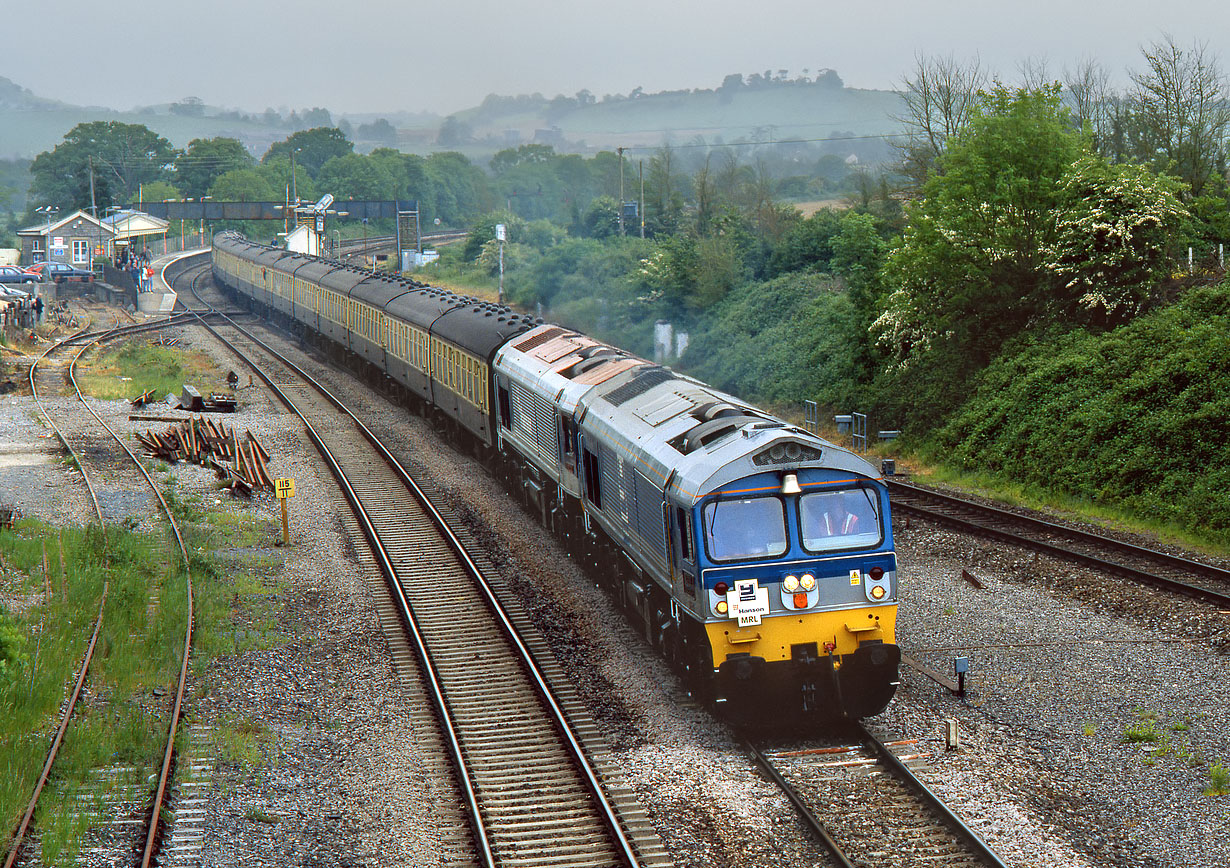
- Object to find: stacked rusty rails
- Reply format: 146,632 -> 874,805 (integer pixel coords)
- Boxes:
135,419 -> 274,496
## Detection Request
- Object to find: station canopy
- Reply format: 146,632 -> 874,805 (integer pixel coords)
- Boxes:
103,209 -> 170,245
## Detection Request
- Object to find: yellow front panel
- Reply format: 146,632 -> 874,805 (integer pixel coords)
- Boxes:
703,605 -> 897,668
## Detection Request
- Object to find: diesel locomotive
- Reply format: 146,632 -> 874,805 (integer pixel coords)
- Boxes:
211,232 -> 901,722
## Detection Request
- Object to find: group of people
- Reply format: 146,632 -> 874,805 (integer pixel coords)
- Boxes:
119,248 -> 156,292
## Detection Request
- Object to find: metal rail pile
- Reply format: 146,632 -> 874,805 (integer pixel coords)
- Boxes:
136,418 -> 274,495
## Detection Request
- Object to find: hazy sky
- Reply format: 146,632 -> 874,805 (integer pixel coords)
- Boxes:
3,1 -> 1225,116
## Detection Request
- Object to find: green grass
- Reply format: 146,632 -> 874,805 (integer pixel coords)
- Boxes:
1123,720 -> 1162,743
0,520 -> 188,863
73,340 -> 224,401
244,805 -> 279,824
217,717 -> 274,768
0,489 -> 291,863
1207,763 -> 1230,796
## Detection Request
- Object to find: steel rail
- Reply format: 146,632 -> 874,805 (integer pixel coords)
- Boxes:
175,257 -> 642,866
888,479 -> 1230,608
176,266 -> 500,864
855,722 -> 1010,868
1,588 -> 108,868
5,312 -> 200,867
743,739 -> 857,868
5,320 -> 112,868
28,320 -> 106,523
62,315 -> 195,868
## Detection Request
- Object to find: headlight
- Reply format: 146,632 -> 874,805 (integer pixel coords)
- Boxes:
783,574 -> 799,592
800,573 -> 816,591
870,585 -> 886,600
716,600 -> 729,615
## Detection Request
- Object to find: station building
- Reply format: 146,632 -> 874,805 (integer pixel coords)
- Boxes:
16,208 -> 171,269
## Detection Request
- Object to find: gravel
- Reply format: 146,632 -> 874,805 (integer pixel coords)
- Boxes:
3,303 -> 1228,868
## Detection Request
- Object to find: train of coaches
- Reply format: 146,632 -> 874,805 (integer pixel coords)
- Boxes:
211,231 -> 902,723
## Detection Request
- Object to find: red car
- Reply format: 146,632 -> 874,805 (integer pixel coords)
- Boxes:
25,261 -> 94,283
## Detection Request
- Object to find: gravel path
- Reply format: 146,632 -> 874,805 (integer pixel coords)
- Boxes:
2,303 -> 1227,868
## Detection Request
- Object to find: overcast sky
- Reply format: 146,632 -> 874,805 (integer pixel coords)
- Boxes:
3,1 -> 1226,116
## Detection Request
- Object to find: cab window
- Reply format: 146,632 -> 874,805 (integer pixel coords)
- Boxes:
703,497 -> 787,562
799,488 -> 882,552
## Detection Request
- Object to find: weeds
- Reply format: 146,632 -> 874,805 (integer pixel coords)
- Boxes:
244,805 -> 279,823
1207,763 -> 1230,797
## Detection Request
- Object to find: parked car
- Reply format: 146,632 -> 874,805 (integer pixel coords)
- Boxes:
0,265 -> 41,284
25,261 -> 94,283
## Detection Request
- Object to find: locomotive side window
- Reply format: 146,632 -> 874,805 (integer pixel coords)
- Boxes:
798,488 -> 882,553
675,506 -> 692,561
582,447 -> 602,509
498,383 -> 512,429
558,416 -> 576,468
703,497 -> 787,561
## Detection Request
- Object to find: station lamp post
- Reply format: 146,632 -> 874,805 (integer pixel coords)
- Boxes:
35,205 -> 59,264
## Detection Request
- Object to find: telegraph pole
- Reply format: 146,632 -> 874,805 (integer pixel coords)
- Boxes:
617,147 -> 625,236
88,156 -> 97,219
639,159 -> 645,238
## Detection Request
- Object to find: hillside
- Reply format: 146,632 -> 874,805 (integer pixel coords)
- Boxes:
450,76 -> 905,152
0,72 -> 906,161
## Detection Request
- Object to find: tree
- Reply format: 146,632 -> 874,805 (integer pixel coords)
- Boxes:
174,137 -> 253,199
425,152 -> 491,223
1063,57 -> 1115,154
891,53 -> 987,189
356,118 -> 398,147
436,116 -> 473,147
1127,36 -> 1230,196
262,128 -> 353,176
208,168 -> 278,202
316,153 -> 396,201
29,121 -> 176,211
301,107 -> 333,127
644,146 -> 685,236
169,96 -> 205,117
1043,155 -> 1189,323
490,144 -> 556,176
875,85 -> 1084,408
581,195 -> 620,238
767,207 -> 844,276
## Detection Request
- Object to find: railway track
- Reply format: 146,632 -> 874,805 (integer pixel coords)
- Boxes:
335,230 -> 468,261
750,724 -> 1009,868
6,313 -> 198,868
888,478 -> 1230,608
173,259 -> 671,867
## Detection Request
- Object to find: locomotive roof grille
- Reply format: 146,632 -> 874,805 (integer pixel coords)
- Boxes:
513,326 -> 567,352
603,367 -> 675,406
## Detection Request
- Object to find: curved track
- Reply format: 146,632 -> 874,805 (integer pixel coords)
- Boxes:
888,478 -> 1230,608
5,314 -> 198,868
173,258 -> 670,867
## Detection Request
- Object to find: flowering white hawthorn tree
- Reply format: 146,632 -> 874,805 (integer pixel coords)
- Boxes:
1043,155 -> 1189,321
